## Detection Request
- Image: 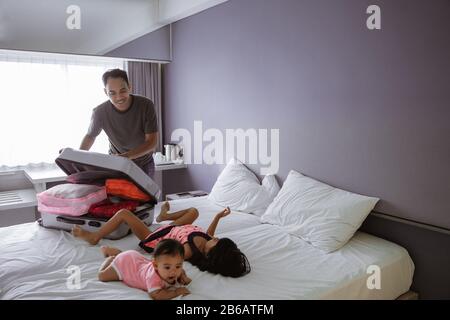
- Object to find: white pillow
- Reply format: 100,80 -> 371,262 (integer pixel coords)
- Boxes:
208,158 -> 280,216
260,170 -> 379,253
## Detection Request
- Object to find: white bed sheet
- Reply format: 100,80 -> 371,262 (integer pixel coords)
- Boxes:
0,196 -> 414,300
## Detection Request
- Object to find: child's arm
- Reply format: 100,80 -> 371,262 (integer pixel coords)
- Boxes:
206,207 -> 230,237
100,246 -> 122,257
178,269 -> 191,285
149,287 -> 190,300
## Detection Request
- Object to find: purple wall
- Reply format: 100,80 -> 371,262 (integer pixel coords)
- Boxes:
159,0 -> 450,299
105,25 -> 171,61
96,0 -> 450,298
163,0 -> 450,230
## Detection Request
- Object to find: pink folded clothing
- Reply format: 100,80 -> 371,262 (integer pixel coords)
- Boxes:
88,199 -> 140,218
37,183 -> 107,216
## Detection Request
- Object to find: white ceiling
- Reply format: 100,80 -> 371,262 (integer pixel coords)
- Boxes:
0,0 -> 228,56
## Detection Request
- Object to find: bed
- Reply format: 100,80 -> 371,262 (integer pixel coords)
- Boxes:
0,196 -> 414,300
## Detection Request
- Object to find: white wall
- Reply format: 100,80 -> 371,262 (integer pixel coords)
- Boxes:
158,0 -> 228,24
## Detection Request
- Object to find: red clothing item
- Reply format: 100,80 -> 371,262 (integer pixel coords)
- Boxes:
88,199 -> 139,218
105,179 -> 151,202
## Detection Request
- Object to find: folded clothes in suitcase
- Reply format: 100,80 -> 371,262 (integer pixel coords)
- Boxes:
37,183 -> 108,216
38,148 -> 161,239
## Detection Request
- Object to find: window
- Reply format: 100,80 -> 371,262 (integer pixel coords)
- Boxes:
0,50 -> 125,168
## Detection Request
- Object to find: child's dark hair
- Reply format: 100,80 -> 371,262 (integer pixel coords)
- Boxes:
102,68 -> 129,87
189,238 -> 250,278
154,239 -> 185,259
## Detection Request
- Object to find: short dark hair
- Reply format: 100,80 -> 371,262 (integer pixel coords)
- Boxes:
154,239 -> 185,259
102,68 -> 129,87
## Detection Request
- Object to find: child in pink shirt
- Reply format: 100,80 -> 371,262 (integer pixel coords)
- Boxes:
74,202 -> 251,278
98,239 -> 191,300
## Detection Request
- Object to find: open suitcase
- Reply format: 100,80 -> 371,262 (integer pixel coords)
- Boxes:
38,148 -> 161,239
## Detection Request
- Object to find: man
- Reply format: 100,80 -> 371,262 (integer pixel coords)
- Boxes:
80,69 -> 158,178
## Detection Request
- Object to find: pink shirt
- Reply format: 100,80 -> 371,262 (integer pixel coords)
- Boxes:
111,250 -> 180,293
144,225 -> 205,249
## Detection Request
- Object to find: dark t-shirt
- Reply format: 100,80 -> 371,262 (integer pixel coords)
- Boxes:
86,94 -> 157,167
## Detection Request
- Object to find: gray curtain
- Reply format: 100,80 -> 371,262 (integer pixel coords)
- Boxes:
127,61 -> 163,152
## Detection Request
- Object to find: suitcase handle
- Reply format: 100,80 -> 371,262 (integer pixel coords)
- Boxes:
56,216 -> 86,225
138,212 -> 149,220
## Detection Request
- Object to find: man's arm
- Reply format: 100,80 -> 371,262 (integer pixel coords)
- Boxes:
120,132 -> 158,160
79,135 -> 96,151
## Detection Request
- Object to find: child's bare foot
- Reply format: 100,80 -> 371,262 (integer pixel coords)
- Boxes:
156,201 -> 170,222
72,225 -> 100,245
100,246 -> 122,257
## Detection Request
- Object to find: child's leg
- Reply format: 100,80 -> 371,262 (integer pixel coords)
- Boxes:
98,256 -> 120,282
72,209 -> 151,245
101,246 -> 122,257
156,201 -> 199,226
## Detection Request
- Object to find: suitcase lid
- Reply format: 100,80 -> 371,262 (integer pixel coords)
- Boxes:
55,148 -> 160,204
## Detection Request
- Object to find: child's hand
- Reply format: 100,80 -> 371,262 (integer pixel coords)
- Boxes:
176,287 -> 191,296
179,270 -> 192,285
216,207 -> 231,219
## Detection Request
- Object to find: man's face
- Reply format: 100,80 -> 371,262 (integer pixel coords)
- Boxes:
104,77 -> 132,111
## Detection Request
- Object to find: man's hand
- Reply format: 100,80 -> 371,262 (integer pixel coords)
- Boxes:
118,133 -> 158,160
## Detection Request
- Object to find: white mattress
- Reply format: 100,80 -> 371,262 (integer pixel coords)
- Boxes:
0,196 -> 414,300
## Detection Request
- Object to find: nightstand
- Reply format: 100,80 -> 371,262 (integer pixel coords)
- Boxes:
166,190 -> 208,201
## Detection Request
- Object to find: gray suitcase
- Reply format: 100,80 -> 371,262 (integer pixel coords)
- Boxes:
38,148 -> 161,239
